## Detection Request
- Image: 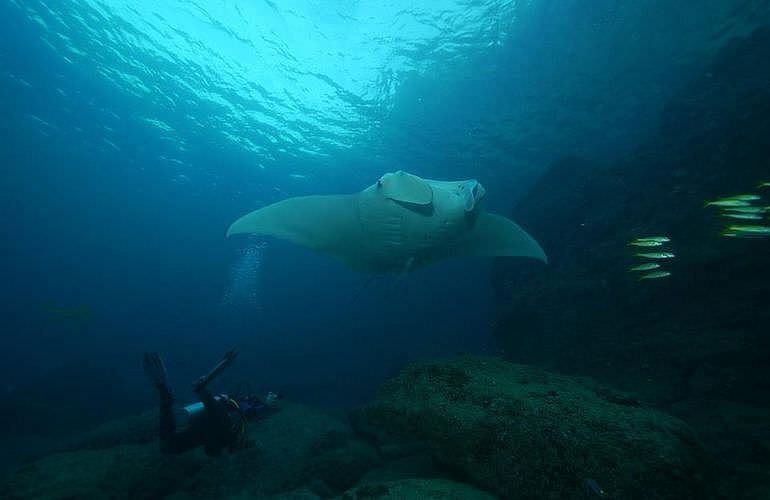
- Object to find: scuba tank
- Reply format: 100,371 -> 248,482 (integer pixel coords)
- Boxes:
174,394 -> 231,426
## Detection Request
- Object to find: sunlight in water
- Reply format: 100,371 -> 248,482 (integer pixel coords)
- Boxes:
8,0 -> 520,159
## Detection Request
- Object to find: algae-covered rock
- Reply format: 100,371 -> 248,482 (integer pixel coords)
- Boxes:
144,403 -> 379,498
0,409 -> 160,475
0,443 -> 201,499
362,356 -> 714,499
342,478 -> 496,500
268,487 -> 323,499
228,402 -> 379,497
0,402 -> 381,499
64,409 -> 159,451
357,453 -> 441,485
300,439 -> 381,492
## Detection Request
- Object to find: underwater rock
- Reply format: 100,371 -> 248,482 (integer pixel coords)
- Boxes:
490,27 -> 770,496
0,360 -> 135,439
0,402 -> 383,499
492,26 -> 770,409
161,402 -> 381,498
342,478 -> 496,500
0,443 -> 201,499
361,356 -> 714,499
0,404 -> 156,476
298,439 -> 381,493
231,402 -> 380,496
268,488 -> 323,499
64,409 -> 159,450
356,453 -> 442,485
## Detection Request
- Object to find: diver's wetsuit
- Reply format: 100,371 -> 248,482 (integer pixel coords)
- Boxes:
158,386 -> 244,456
145,349 -> 273,456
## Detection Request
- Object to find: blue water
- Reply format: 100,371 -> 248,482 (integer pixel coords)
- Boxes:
1,0 -> 769,444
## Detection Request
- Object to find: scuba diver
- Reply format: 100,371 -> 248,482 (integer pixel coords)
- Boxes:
143,348 -> 279,456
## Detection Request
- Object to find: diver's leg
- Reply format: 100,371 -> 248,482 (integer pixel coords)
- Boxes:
144,352 -> 182,454
143,351 -> 168,389
195,385 -> 234,456
158,385 -> 203,454
157,386 -> 179,454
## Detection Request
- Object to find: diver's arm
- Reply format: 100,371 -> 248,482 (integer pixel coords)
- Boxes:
192,348 -> 238,393
192,349 -> 237,413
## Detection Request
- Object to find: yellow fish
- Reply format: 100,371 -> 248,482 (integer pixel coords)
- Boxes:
634,252 -> 675,259
722,225 -> 770,237
634,236 -> 670,243
628,263 -> 661,272
639,271 -> 671,280
705,199 -> 752,208
722,206 -> 767,214
628,240 -> 664,247
724,194 -> 761,201
720,213 -> 763,220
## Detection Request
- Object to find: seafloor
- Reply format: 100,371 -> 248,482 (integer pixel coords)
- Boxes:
0,356 -> 717,499
2,23 -> 769,500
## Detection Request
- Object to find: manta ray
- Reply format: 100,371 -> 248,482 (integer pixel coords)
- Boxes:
227,170 -> 547,273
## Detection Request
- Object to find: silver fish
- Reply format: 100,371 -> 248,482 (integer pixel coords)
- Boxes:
639,271 -> 671,280
705,199 -> 752,208
633,236 -> 670,243
628,240 -> 664,247
628,263 -> 661,272
720,213 -> 763,220
722,206 -> 768,214
634,252 -> 675,259
726,224 -> 770,234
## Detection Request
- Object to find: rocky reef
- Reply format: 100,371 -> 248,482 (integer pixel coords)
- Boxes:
360,356 -> 713,499
1,355 -> 717,499
0,403 -> 381,499
492,25 -> 770,497
341,478 -> 495,500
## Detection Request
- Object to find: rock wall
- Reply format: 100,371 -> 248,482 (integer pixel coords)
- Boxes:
493,26 -> 770,407
492,25 -> 770,496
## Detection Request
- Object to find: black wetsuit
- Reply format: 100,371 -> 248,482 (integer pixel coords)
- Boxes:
158,386 -> 244,456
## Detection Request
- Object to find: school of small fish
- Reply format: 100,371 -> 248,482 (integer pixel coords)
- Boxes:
622,182 -> 769,285
627,236 -> 673,280
704,185 -> 770,239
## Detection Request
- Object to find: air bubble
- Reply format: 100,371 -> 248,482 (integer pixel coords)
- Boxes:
220,236 -> 267,314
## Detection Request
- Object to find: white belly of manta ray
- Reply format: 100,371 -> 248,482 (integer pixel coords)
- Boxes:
226,170 -> 547,273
